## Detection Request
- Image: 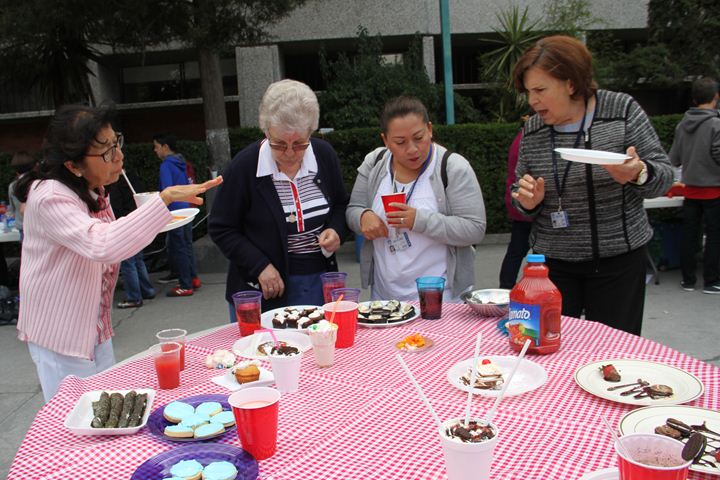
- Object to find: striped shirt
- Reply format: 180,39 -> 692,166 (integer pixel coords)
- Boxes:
515,90 -> 674,261
17,180 -> 171,359
92,191 -> 117,345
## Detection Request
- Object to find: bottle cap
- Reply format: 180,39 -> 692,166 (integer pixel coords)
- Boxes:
527,254 -> 545,263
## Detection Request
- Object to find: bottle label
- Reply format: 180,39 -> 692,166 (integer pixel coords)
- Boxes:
507,301 -> 541,347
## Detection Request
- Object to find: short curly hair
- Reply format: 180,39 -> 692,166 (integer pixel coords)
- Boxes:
258,79 -> 319,136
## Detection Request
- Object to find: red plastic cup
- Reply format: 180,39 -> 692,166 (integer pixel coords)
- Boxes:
229,387 -> 281,460
320,272 -> 347,304
381,192 -> 406,213
156,328 -> 187,370
322,301 -> 358,348
151,342 -> 181,389
233,291 -> 263,337
615,433 -> 691,480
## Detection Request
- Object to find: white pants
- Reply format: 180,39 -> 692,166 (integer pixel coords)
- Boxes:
28,339 -> 116,403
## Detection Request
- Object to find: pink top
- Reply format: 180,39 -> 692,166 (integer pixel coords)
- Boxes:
17,180 -> 172,359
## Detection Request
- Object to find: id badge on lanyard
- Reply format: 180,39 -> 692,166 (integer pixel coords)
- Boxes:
387,231 -> 412,253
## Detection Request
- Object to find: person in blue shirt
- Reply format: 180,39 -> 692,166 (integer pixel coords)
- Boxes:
153,132 -> 200,297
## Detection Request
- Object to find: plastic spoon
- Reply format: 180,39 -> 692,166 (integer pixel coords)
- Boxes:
463,332 -> 482,427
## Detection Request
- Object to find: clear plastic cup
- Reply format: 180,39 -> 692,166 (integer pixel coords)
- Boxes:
156,328 -> 187,370
150,342 -> 182,389
439,418 -> 499,480
307,321 -> 338,367
416,276 -> 446,319
232,290 -> 263,337
320,272 -> 347,304
133,192 -> 159,208
330,288 -> 361,303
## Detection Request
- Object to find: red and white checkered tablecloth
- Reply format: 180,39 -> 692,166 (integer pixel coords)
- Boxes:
9,304 -> 720,479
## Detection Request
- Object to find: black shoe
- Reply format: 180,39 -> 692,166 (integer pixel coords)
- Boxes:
142,293 -> 156,300
703,284 -> 720,294
117,300 -> 143,309
680,281 -> 695,292
157,273 -> 179,284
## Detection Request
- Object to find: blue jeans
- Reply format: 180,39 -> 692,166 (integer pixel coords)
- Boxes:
120,252 -> 155,302
167,223 -> 196,289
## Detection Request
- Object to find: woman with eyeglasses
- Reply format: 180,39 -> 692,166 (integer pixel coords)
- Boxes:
346,96 -> 486,301
209,79 -> 349,316
13,104 -> 222,402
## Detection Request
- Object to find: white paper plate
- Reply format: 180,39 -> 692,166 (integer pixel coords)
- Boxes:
619,405 -> 720,476
357,301 -> 420,328
232,330 -> 312,360
261,305 -> 323,331
211,367 -> 274,392
446,355 -> 547,397
573,359 -> 704,406
578,467 -> 618,480
555,148 -> 630,165
64,388 -> 155,435
160,208 -> 199,233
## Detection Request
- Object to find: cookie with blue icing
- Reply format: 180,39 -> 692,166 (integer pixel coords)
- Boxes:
202,460 -> 238,480
169,459 -> 203,480
178,413 -> 211,430
164,424 -> 195,438
209,410 -> 235,427
195,401 -> 223,417
163,401 -> 195,423
193,422 -> 225,439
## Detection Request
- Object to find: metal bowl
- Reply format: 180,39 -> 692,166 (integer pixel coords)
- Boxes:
461,288 -> 510,317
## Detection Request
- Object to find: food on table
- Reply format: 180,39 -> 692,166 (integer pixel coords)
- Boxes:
193,422 -> 226,439
209,411 -> 236,428
357,300 -> 415,324
170,459 -> 204,480
164,424 -> 195,438
606,378 -> 674,399
232,360 -> 261,384
166,459 -> 239,480
90,390 -> 147,428
443,419 -> 495,443
600,364 -> 621,382
257,340 -> 287,356
162,400 -> 235,440
205,349 -> 236,369
396,333 -> 427,351
272,306 -> 324,329
177,413 -> 211,430
270,344 -> 300,356
460,358 -> 504,390
164,401 -> 196,423
128,393 -> 147,427
171,215 -> 187,223
203,460 -> 239,480
195,401 -> 223,417
655,417 -> 720,470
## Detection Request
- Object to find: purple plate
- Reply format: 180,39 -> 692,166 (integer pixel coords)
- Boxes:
131,443 -> 257,480
147,394 -> 235,443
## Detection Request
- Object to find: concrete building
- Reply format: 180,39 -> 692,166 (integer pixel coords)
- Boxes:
0,0 -> 650,150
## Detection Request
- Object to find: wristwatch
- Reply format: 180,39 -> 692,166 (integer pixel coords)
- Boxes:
630,161 -> 648,186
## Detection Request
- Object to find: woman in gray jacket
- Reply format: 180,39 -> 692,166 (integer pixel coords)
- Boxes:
346,97 -> 486,301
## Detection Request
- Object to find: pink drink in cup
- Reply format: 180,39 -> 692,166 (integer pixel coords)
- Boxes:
439,418 -> 499,480
381,192 -> 407,213
416,276 -> 446,319
232,291 -> 262,337
151,342 -> 181,389
320,272 -> 347,304
228,387 -> 281,460
322,301 -> 358,348
307,320 -> 338,367
156,328 -> 187,370
615,433 -> 691,480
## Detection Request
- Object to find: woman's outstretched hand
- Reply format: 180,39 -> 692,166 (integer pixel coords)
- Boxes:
160,176 -> 223,206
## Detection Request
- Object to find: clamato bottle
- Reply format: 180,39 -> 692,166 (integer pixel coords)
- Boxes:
507,254 -> 562,354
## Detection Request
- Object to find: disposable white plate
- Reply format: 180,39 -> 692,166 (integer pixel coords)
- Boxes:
357,301 -> 420,328
619,405 -> 720,476
447,355 -> 547,397
578,467 -> 618,480
573,359 -> 704,406
555,148 -> 630,165
211,367 -> 274,392
232,330 -> 312,360
160,208 -> 199,233
260,305 -> 323,331
64,388 -> 155,435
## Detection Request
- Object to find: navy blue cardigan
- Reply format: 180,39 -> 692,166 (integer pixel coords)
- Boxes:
209,138 -> 350,311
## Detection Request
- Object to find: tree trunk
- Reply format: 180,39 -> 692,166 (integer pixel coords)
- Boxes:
198,47 -> 231,174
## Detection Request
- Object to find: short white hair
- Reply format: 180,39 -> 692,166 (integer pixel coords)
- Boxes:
258,79 -> 319,136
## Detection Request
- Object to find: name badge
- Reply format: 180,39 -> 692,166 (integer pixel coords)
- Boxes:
551,210 -> 570,229
387,232 -> 412,253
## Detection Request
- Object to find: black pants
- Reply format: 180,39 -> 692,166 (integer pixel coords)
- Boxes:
546,246 -> 647,336
499,220 -> 532,289
680,197 -> 720,288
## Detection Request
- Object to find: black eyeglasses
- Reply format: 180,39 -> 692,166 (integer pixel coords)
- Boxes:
86,133 -> 124,163
267,140 -> 311,153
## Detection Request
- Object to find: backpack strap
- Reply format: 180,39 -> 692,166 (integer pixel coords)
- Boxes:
441,150 -> 451,190
373,148 -> 388,166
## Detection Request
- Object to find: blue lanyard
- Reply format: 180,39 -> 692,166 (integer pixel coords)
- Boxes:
389,146 -> 433,204
550,102 -> 588,201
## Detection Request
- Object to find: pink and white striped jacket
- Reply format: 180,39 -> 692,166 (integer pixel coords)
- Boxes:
17,180 -> 172,359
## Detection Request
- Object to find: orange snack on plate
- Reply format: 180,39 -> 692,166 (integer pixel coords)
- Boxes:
396,333 -> 426,351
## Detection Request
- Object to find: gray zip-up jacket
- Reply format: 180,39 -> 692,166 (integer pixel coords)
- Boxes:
346,144 -> 486,297
513,89 -> 673,262
669,107 -> 720,186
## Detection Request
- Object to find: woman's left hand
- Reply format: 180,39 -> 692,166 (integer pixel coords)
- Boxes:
602,147 -> 645,185
318,228 -> 341,253
160,176 -> 223,205
385,203 -> 416,229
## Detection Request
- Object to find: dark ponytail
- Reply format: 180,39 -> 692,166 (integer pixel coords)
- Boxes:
14,103 -> 117,212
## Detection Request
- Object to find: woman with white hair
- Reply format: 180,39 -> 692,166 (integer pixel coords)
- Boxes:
209,79 -> 349,316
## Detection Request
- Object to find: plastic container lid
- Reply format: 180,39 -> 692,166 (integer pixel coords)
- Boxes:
527,254 -> 545,263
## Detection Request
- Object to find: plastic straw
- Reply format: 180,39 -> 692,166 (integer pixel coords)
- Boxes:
463,332 -> 482,427
121,169 -> 137,195
256,328 -> 280,348
601,414 -> 634,461
484,338 -> 531,424
329,294 -> 344,325
395,353 -> 441,428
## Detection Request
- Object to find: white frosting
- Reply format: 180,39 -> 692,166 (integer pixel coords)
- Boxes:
308,319 -> 337,333
205,349 -> 236,369
232,360 -> 260,373
475,359 -> 503,377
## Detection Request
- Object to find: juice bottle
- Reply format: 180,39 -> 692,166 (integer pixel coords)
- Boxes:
507,254 -> 562,354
